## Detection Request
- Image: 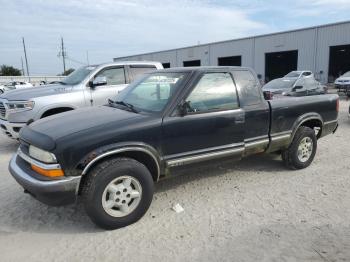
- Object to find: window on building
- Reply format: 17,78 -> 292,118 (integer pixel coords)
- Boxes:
183,60 -> 201,67
218,56 -> 242,66
162,62 -> 171,68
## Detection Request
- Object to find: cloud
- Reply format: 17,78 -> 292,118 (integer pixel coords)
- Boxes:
0,0 -> 267,74
0,0 -> 349,74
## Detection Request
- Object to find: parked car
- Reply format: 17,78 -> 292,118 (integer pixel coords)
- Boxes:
0,81 -> 33,94
262,77 -> 326,99
284,70 -> 314,79
0,84 -> 8,94
334,71 -> 350,97
0,61 -> 163,138
9,66 -> 338,229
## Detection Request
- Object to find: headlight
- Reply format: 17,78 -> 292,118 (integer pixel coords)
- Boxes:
29,145 -> 57,163
6,101 -> 34,113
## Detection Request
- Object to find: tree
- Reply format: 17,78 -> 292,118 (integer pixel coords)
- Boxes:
0,65 -> 22,76
62,68 -> 75,76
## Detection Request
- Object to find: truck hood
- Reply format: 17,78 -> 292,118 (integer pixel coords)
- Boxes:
335,77 -> 350,83
19,105 -> 145,150
0,84 -> 75,100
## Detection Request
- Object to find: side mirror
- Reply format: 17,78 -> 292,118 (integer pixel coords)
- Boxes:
263,91 -> 273,100
90,76 -> 107,88
178,101 -> 191,116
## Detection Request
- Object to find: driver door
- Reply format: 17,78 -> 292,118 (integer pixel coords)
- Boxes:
161,71 -> 245,166
90,66 -> 128,106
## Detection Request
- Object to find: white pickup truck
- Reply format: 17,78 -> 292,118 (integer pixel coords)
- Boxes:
0,61 -> 163,139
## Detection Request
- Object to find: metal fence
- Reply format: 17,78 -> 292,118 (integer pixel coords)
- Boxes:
0,76 -> 66,86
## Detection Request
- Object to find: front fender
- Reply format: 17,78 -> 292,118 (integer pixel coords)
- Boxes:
77,141 -> 162,180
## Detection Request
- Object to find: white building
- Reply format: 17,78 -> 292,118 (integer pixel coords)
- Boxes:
114,20 -> 350,83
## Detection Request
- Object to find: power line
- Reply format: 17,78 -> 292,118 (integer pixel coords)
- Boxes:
65,56 -> 87,65
57,39 -> 88,69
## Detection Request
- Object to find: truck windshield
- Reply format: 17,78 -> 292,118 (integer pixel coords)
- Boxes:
285,71 -> 300,78
60,66 -> 96,85
115,72 -> 188,113
342,71 -> 350,77
263,78 -> 296,89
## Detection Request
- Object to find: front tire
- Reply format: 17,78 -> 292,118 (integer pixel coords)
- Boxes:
82,157 -> 154,230
282,126 -> 317,169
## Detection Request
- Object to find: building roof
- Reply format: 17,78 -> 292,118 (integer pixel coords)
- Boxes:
114,20 -> 350,60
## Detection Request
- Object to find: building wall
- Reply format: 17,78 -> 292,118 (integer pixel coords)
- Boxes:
113,21 -> 350,83
316,22 -> 350,83
209,38 -> 254,67
253,28 -> 316,79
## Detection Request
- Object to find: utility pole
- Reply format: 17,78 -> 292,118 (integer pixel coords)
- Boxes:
22,37 -> 30,81
20,57 -> 25,76
86,50 -> 90,66
61,37 -> 66,73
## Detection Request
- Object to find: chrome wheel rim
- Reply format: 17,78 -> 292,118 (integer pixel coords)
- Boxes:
297,137 -> 313,163
102,176 -> 142,217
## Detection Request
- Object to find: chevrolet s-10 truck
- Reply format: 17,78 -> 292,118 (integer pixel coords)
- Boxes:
9,67 -> 338,229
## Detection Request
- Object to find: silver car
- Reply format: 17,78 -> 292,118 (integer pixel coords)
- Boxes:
0,61 -> 163,139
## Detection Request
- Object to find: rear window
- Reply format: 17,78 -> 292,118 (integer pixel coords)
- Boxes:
232,70 -> 261,106
129,65 -> 157,81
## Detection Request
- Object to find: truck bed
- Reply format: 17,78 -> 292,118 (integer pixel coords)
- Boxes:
266,94 -> 338,152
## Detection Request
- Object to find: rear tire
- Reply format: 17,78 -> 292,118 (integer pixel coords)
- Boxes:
282,126 -> 317,169
81,157 -> 154,230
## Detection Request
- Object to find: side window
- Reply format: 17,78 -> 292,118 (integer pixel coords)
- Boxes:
130,65 -> 157,81
232,70 -> 261,106
295,78 -> 305,87
95,67 -> 126,85
186,72 -> 239,113
304,78 -> 317,90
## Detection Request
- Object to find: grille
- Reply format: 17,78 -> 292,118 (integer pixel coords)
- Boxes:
0,102 -> 6,119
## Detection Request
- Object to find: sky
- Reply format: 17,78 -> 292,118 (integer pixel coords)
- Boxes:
0,0 -> 350,75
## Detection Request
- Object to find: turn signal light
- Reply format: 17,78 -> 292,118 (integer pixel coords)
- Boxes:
31,164 -> 64,177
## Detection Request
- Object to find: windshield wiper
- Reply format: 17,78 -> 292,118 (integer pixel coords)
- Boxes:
57,81 -> 67,85
108,99 -> 138,113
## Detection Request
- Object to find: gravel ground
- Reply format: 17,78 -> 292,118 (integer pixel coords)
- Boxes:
0,98 -> 349,262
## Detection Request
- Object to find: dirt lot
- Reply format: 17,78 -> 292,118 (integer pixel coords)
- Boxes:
0,99 -> 349,262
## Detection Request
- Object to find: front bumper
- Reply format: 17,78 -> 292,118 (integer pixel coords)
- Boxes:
9,154 -> 81,206
335,84 -> 350,92
0,118 -> 25,139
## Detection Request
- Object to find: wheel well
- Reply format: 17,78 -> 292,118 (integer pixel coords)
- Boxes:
82,151 -> 159,182
41,107 -> 74,118
299,119 -> 323,138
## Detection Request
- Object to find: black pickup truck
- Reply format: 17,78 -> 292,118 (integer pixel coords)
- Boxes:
9,67 -> 338,229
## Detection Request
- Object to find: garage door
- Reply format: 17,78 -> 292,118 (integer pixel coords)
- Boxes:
265,50 -> 298,82
328,44 -> 350,83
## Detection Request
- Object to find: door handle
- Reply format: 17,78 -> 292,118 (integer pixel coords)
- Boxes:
235,114 -> 245,124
